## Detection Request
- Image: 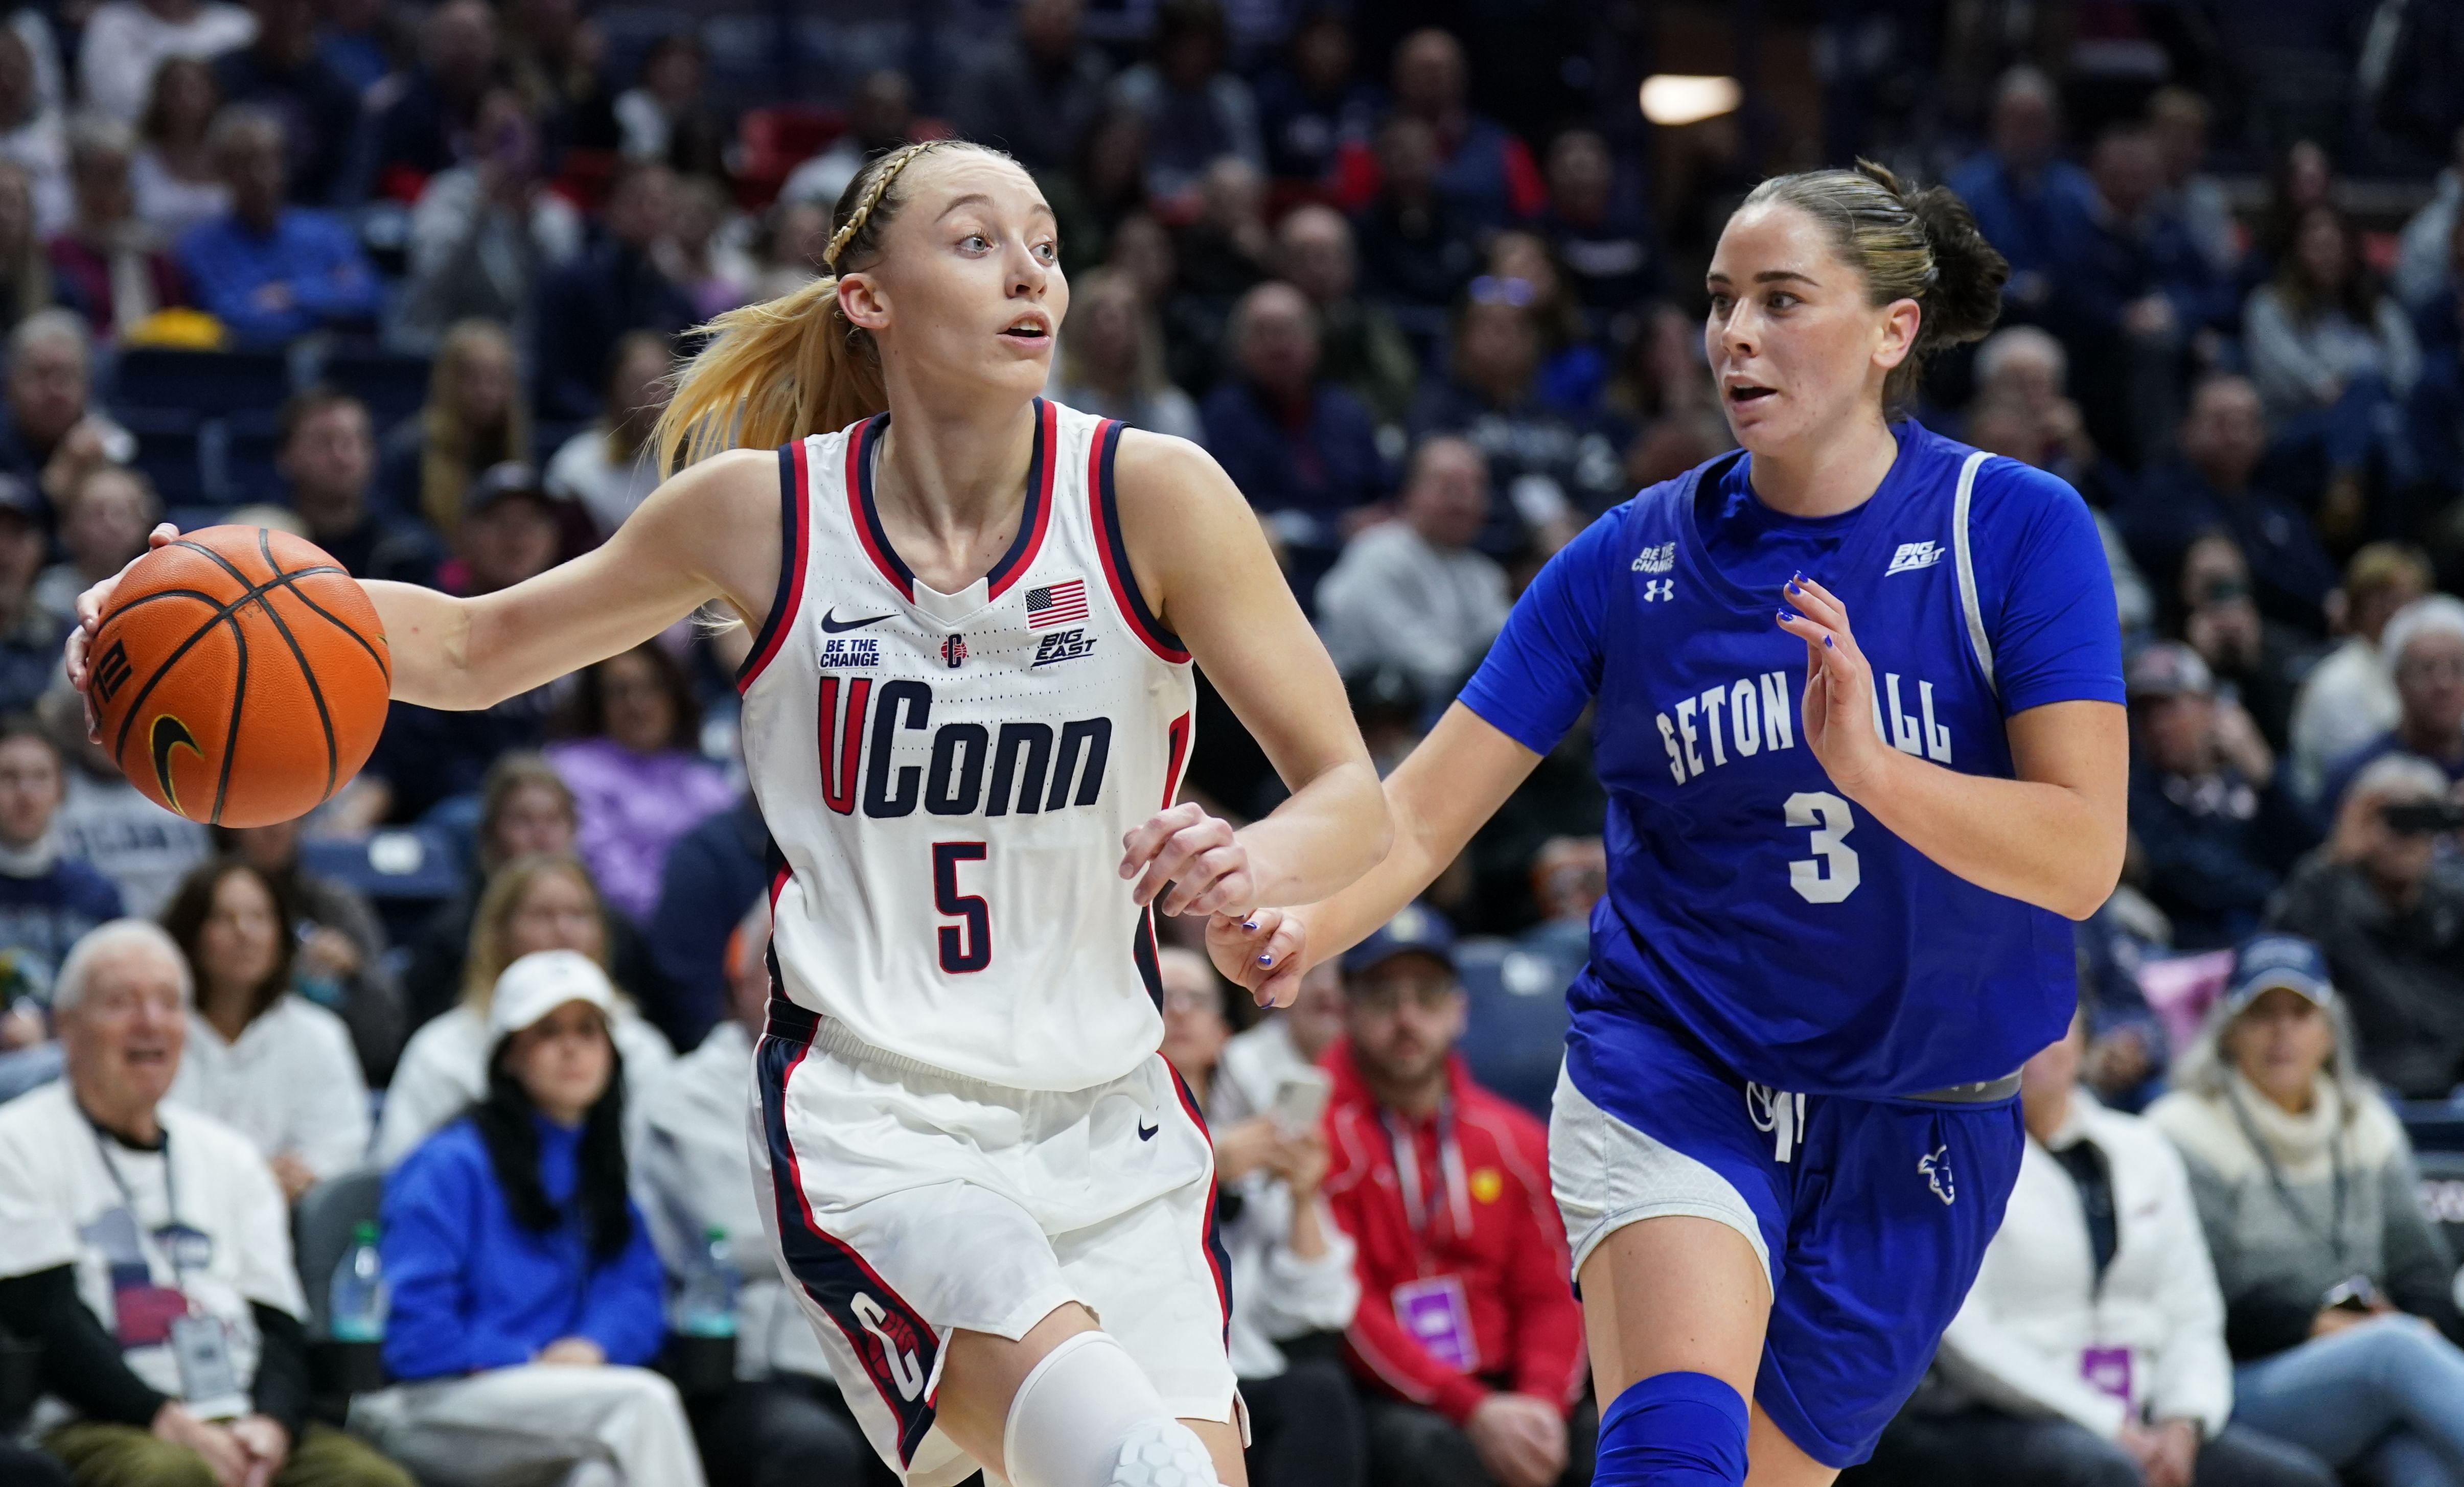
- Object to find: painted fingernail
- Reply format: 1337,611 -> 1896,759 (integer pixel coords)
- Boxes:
1241,919 -> 1258,932
1785,580 -> 1801,594
1257,954 -> 1273,966
1778,608 -> 1799,622
1823,635 -> 1834,648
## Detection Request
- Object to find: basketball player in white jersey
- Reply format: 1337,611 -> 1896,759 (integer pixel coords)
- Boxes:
65,139 -> 1390,1487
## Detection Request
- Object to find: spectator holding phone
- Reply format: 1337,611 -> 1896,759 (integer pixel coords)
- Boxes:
1161,946 -> 1365,1487
2148,937 -> 2464,1484
2266,755 -> 2464,1100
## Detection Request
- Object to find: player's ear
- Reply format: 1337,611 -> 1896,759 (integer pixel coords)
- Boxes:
838,270 -> 890,334
1872,297 -> 1922,373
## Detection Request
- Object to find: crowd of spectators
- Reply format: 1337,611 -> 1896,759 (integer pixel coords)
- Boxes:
1,0 -> 2464,1484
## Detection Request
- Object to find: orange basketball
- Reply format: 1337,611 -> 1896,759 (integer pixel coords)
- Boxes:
87,525 -> 391,827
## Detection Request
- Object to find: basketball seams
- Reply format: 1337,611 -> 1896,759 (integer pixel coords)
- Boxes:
249,528 -> 340,801
100,531 -> 387,825
210,607 -> 247,824
103,549 -> 341,802
264,572 -> 390,685
166,538 -> 289,825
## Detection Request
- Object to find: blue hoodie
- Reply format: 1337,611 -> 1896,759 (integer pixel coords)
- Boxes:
380,1113 -> 666,1380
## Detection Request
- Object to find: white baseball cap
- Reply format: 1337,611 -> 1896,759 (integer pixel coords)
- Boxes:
489,949 -> 618,1039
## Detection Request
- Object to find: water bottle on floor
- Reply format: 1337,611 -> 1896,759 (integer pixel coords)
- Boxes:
676,1226 -> 738,1338
329,1221 -> 387,1343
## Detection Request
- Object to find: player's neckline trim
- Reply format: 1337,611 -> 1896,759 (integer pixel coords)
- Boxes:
846,398 -> 1059,603
1672,425 -> 1920,609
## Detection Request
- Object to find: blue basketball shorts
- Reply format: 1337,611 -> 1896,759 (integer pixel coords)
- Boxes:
1551,981 -> 2026,1468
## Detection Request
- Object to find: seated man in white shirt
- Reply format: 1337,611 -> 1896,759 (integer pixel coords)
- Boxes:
632,900 -> 878,1487
0,918 -> 411,1487
1315,435 -> 1512,702
1859,1012 -> 2333,1487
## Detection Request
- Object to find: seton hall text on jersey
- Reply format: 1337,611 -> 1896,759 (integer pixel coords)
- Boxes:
815,676 -> 1112,820
1656,667 -> 1958,784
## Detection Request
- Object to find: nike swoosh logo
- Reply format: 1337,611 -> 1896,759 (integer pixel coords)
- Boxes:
150,714 -> 201,817
1137,1120 -> 1159,1142
820,609 -> 895,634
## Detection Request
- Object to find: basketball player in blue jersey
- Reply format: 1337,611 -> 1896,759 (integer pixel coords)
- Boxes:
68,140 -> 1393,1487
1213,161 -> 2129,1485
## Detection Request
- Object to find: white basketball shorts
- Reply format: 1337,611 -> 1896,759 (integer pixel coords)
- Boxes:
747,994 -> 1238,1487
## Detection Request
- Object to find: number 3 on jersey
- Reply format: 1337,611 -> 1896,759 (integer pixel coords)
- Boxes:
932,842 -> 991,972
1784,791 -> 1860,903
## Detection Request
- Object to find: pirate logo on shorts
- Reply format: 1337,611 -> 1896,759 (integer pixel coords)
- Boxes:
1919,1145 -> 1956,1206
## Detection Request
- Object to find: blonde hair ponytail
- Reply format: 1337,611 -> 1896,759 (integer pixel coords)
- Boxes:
655,138 -> 998,474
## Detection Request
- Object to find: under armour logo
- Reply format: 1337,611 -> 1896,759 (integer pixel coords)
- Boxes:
1642,579 -> 1674,602
1920,1145 -> 1956,1205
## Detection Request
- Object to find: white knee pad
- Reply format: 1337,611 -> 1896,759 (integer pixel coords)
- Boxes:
1001,1331 -> 1221,1487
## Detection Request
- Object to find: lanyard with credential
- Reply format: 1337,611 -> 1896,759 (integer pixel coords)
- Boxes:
2225,1085 -> 2351,1270
1384,1104 -> 1473,1242
85,1114 -> 199,1292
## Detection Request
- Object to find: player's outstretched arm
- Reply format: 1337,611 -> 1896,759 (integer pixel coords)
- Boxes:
370,449 -> 780,710
1212,702 -> 1541,1005
68,451 -> 784,715
1779,572 -> 2126,920
1110,431 -> 1390,921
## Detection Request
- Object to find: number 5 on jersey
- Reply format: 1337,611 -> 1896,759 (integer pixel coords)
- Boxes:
932,842 -> 991,972
1784,791 -> 1860,903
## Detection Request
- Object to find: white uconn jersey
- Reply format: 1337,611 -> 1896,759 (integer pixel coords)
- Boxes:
737,399 -> 1196,1091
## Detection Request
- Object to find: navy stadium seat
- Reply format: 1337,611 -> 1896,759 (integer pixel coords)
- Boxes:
111,347 -> 290,421
318,349 -> 431,431
1455,937 -> 1574,1119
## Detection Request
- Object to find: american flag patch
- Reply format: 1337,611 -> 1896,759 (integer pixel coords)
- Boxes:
1026,579 -> 1088,628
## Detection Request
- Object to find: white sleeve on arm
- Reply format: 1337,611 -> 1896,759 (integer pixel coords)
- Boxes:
373,1035 -> 464,1169
1248,1197 -> 1360,1339
295,1007 -> 373,1180
1935,1287 -> 2132,1437
0,1109 -> 79,1279
2142,1136 -> 2234,1438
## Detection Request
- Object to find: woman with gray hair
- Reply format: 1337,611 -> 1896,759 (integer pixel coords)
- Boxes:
2148,934 -> 2464,1486
2317,593 -> 2464,815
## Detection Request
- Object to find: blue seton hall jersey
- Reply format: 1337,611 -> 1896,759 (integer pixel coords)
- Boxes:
1460,421 -> 2124,1100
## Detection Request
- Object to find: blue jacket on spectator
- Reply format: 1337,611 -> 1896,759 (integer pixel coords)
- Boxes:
2075,203 -> 2238,336
2127,762 -> 2313,951
1200,377 -> 1387,526
380,1113 -> 666,1380
2411,293 -> 2464,492
1948,152 -> 2101,310
2116,461 -> 2339,632
647,795 -> 766,1052
178,210 -> 382,348
532,240 -> 699,421
0,855 -> 121,999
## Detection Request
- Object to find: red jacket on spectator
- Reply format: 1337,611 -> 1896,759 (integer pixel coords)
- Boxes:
1321,1037 -> 1586,1424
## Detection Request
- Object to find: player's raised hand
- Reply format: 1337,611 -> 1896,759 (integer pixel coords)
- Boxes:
1120,799 -> 1255,917
1775,571 -> 1891,795
1205,908 -> 1307,1007
64,521 -> 178,737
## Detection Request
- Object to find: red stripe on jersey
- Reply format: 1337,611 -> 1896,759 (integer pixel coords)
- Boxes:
988,398 -> 1059,600
845,416 -> 912,600
735,437 -> 812,694
1166,1061 -> 1234,1337
819,676 -> 870,815
1087,420 -> 1191,664
1162,711 -> 1191,809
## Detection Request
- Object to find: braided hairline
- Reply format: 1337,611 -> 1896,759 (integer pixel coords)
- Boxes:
821,139 -> 955,272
